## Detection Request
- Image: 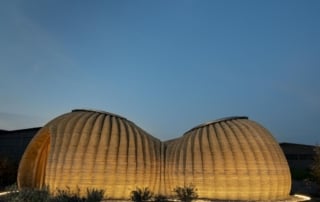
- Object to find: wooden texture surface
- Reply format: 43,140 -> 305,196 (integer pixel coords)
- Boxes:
18,110 -> 291,200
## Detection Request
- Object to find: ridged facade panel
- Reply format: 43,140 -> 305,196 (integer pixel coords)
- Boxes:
164,118 -> 291,200
18,110 -> 162,199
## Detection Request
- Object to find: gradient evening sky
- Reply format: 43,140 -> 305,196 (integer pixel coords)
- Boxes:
0,0 -> 319,145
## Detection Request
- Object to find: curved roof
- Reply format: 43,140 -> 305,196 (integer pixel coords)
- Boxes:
185,116 -> 248,134
18,110 -> 162,199
71,109 -> 128,120
165,116 -> 291,200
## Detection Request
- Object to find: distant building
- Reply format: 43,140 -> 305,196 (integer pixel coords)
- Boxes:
0,127 -> 40,163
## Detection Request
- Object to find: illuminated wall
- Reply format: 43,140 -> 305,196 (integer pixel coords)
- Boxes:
18,110 -> 162,199
18,110 -> 291,200
164,117 -> 291,200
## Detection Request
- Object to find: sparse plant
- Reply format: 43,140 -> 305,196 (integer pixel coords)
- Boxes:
173,184 -> 198,202
153,194 -> 169,202
4,187 -> 50,202
4,183 -> 18,192
1,186 -> 107,202
130,187 -> 153,202
51,187 -> 85,202
86,188 -> 105,202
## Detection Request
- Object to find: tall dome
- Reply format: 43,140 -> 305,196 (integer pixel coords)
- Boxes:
18,109 -> 162,199
164,116 -> 291,200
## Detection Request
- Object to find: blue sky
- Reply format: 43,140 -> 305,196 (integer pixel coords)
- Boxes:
0,0 -> 319,144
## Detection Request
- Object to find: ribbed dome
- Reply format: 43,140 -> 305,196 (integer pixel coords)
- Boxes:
164,117 -> 291,200
18,109 -> 162,199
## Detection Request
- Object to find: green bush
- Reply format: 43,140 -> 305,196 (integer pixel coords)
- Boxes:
130,187 -> 153,202
4,187 -> 50,202
51,187 -> 85,202
173,184 -> 198,202
2,186 -> 106,202
86,188 -> 105,202
153,194 -> 169,202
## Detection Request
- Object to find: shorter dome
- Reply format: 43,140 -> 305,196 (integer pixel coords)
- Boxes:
164,116 -> 291,200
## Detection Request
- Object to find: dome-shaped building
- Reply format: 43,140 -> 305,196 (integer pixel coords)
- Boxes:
18,110 -> 291,200
18,109 -> 162,199
164,116 -> 291,200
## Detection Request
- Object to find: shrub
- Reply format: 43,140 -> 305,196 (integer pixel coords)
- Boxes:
2,186 -> 106,202
4,187 -> 50,202
86,188 -> 105,202
51,187 -> 85,202
153,194 -> 169,202
173,184 -> 198,202
4,183 -> 18,192
130,187 -> 153,202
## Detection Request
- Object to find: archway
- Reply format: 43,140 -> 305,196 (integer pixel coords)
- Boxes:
17,127 -> 50,189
